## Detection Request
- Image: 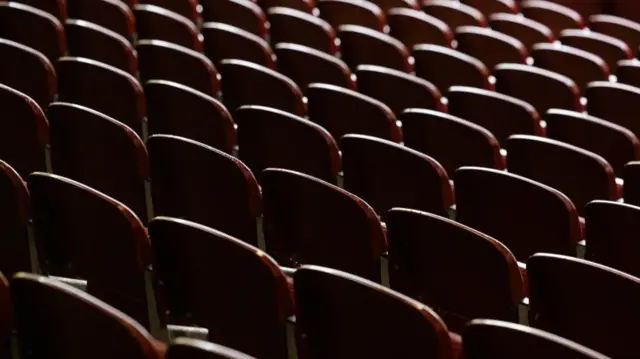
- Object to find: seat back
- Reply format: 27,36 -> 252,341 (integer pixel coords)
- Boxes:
202,22 -> 275,68
66,0 -> 135,41
589,14 -> 640,57
0,161 -> 31,275
387,8 -> 453,49
422,0 -> 486,30
624,161 -> 640,206
489,12 -> 554,50
413,44 -> 491,91
455,26 -> 528,70
337,24 -> 412,72
138,0 -> 199,23
586,81 -> 640,138
134,4 -> 202,51
268,7 -> 337,54
521,0 -> 584,34
200,0 -> 267,36
317,0 -> 385,31
559,29 -> 632,71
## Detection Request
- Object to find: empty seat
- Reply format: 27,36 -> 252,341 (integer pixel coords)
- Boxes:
547,0 -> 604,19
387,209 -> 523,331
147,135 -> 261,247
261,169 -> 386,280
145,80 -> 236,154
545,109 -> 640,174
616,59 -> 640,88
356,65 -> 443,117
586,81 -> 640,138
624,161 -> 640,206
65,19 -> 137,75
317,0 -> 385,31
531,43 -> 608,92
200,0 -> 267,36
294,265 -> 455,359
219,59 -> 305,116
150,218 -> 293,359
14,0 -> 66,21
137,40 -> 219,97
448,86 -> 542,144
455,167 -> 581,261
413,44 -> 491,91
387,8 -> 453,49
494,63 -> 580,115
590,14 -> 640,57
167,338 -> 259,359
521,0 -> 583,34
57,57 -> 146,135
460,0 -> 517,17
307,83 -> 401,143
236,105 -> 341,184
422,0 -> 487,30
0,84 -> 49,178
609,0 -> 640,27
12,273 -> 163,359
134,4 -> 202,51
275,43 -> 356,93
338,24 -> 412,72
528,253 -> 640,359
506,135 -> 617,214
256,0 -> 314,13
202,22 -> 275,68
0,2 -> 65,62
268,7 -> 337,54
27,173 -> 159,328
585,201 -> 640,279
368,0 -> 418,12
66,0 -> 135,42
0,161 -> 32,275
342,135 -> 454,221
455,26 -> 527,70
47,102 -> 149,222
559,29 -> 631,71
401,109 -> 503,175
489,13 -> 555,51
463,319 -> 610,359
138,0 -> 199,23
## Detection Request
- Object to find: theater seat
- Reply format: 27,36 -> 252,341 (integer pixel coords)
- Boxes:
521,0 -> 584,35
0,161 -> 31,276
338,24 -> 413,73
559,29 -> 632,71
202,22 -> 275,68
455,26 -> 528,70
587,81 -> 640,138
413,44 -> 491,91
387,8 -> 453,49
66,0 -> 135,42
200,0 -> 267,37
489,13 -> 554,51
268,7 -> 337,55
422,0 -> 487,30
134,4 -> 202,51
589,14 -> 640,57
317,0 -> 385,31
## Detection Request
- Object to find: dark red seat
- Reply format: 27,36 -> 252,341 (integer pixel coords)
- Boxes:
65,19 -> 137,75
494,63 -> 581,115
66,0 -> 135,42
202,22 -> 275,68
0,2 -> 65,62
47,102 -> 149,222
367,0 -> 418,12
0,161 -> 32,276
387,8 -> 453,49
623,161 -> 640,206
338,24 -> 412,73
422,0 -> 487,30
356,65 -> 443,117
268,7 -> 337,55
521,0 -> 584,35
387,209 -> 524,332
559,29 -> 632,71
455,167 -> 581,261
590,14 -> 640,57
307,83 -> 401,143
448,86 -> 542,145
145,80 -> 236,154
14,0 -> 66,21
235,105 -> 341,184
134,4 -> 202,51
506,135 -> 618,215
219,59 -> 305,116
616,59 -> 640,88
586,81 -> 640,139
489,13 -> 555,51
147,135 -> 262,247
256,0 -> 314,13
456,25 -> 527,71
401,109 -> 503,175
609,0 -> 640,26
317,0 -> 384,31
149,217 -> 293,359
137,40 -> 219,97
0,84 -> 49,178
413,44 -> 491,91
12,273 -> 163,359
341,135 -> 454,221
57,57 -> 146,136
545,109 -> 640,174
546,0 -> 604,19
167,338 -> 258,359
274,43 -> 355,93
463,319 -> 610,359
460,0 -> 517,17
138,0 -> 199,23
200,0 -> 267,37
294,265 -> 455,359
527,253 -> 640,359
27,173 -> 160,329
531,43 -> 609,93
261,169 -> 386,281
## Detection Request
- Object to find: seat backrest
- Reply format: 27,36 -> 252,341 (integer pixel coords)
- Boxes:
624,161 -> 640,206
149,217 -> 293,359
202,22 -> 275,68
261,169 -> 386,281
387,8 -> 453,49
413,44 -> 491,91
134,4 -> 202,51
455,167 -> 581,261
200,0 -> 266,36
0,161 -> 31,275
589,14 -> 640,57
268,7 -> 337,54
138,0 -> 199,23
256,0 -> 314,13
616,58 -> 640,88
14,0 -> 66,21
167,338 -> 258,359
422,0 -> 487,30
455,26 -> 528,70
12,273 -> 162,359
368,0 -> 418,12
489,12 -> 554,50
463,319 -> 610,359
527,253 -> 640,359
586,81 -> 640,138
461,0 -> 517,17
521,0 -> 584,34
236,105 -> 341,184
317,0 -> 385,31
337,24 -> 413,72
66,0 -> 135,41
294,265 -> 454,359
387,209 -> 524,332
559,28 -> 632,71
